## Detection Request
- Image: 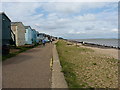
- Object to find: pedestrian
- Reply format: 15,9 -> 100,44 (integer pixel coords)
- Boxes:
42,39 -> 46,46
50,39 -> 52,43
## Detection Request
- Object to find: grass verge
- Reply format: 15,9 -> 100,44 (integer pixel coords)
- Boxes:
56,40 -> 118,88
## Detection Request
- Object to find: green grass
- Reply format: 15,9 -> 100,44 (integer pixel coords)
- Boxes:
2,44 -> 39,61
56,40 -> 93,88
60,60 -> 80,88
56,40 -> 118,88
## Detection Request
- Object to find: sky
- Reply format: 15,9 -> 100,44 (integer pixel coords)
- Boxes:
1,2 -> 118,39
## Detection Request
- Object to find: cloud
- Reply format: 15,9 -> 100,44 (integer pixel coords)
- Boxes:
42,3 -> 82,14
2,2 -> 42,20
75,14 -> 96,21
1,0 -> 119,2
0,3 -> 2,12
111,28 -> 118,33
1,2 -> 118,39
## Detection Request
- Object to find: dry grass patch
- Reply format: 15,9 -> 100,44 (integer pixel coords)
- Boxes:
56,40 -> 118,88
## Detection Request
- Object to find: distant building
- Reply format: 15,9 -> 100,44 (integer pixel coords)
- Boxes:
32,29 -> 37,43
44,34 -> 50,42
11,22 -> 26,46
59,37 -> 63,39
25,26 -> 33,44
36,33 -> 46,43
36,31 -> 40,43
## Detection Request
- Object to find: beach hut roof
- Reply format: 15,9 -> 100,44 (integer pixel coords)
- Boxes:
24,26 -> 31,29
11,22 -> 23,25
0,12 -> 11,22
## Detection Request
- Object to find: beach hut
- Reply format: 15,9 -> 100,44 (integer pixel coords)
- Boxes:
36,31 -> 41,43
11,22 -> 26,46
36,33 -> 46,43
44,34 -> 51,42
1,12 -> 15,54
32,29 -> 37,44
25,26 -> 33,44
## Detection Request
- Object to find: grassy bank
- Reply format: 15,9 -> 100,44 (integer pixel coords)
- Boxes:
56,40 -> 118,88
2,44 -> 39,61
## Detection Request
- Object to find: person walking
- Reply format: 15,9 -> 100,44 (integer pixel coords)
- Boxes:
50,39 -> 52,43
42,39 -> 46,46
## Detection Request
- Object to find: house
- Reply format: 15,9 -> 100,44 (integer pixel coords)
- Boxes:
11,22 -> 26,46
32,29 -> 37,44
25,26 -> 33,44
36,33 -> 45,43
1,12 -> 15,54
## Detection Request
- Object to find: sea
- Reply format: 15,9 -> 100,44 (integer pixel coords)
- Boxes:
74,39 -> 120,48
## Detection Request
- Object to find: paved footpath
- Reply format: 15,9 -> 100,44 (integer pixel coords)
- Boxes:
2,43 -> 53,88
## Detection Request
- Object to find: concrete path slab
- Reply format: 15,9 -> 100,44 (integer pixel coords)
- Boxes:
2,43 -> 53,88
